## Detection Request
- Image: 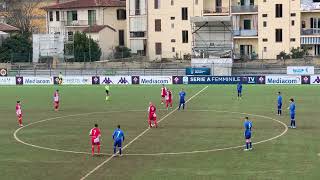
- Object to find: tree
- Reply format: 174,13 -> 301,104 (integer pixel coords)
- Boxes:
113,46 -> 132,59
65,32 -> 102,62
0,34 -> 32,63
290,47 -> 307,59
3,0 -> 42,36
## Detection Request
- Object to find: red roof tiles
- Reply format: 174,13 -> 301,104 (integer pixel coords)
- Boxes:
0,23 -> 19,32
43,0 -> 125,10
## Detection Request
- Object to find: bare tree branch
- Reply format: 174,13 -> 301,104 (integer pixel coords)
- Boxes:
4,0 -> 43,36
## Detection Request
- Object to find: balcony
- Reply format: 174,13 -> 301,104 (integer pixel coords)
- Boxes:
231,5 -> 258,14
301,28 -> 320,36
129,9 -> 147,16
233,29 -> 258,37
202,7 -> 230,16
63,20 -> 94,27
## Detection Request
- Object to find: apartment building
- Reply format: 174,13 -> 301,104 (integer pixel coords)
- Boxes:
127,0 -> 203,60
301,0 -> 320,56
43,0 -> 127,58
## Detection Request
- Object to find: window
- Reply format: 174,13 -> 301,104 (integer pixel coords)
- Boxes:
314,0 -> 320,2
291,13 -> 296,17
182,30 -> 188,43
172,47 -> 175,52
154,0 -> 160,9
88,10 -> 96,25
155,43 -> 162,55
290,38 -> 296,42
171,39 -> 176,42
171,23 -> 174,29
275,4 -> 283,18
264,47 -> 267,52
263,21 -> 267,27
119,30 -> 125,46
310,18 -> 320,29
170,17 -> 175,20
135,0 -> 140,15
171,0 -> 174,5
130,32 -> 145,38
263,0 -> 266,2
67,31 -> 74,41
67,11 -> 78,23
155,19 -> 161,32
275,29 -> 283,42
243,20 -> 251,30
262,14 -> 268,17
291,20 -> 295,26
302,21 -> 306,28
56,11 -> 60,21
182,7 -> 188,20
49,11 -> 53,21
195,0 -> 198,5
263,38 -> 268,42
117,9 -> 126,20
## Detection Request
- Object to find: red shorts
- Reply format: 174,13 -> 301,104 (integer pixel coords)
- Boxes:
166,99 -> 172,103
149,114 -> 157,121
17,114 -> 22,118
91,138 -> 100,145
161,95 -> 165,98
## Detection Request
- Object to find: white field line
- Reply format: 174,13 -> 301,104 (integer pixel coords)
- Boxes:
13,109 -> 288,157
79,86 -> 209,180
13,110 -> 151,156
14,107 -> 287,157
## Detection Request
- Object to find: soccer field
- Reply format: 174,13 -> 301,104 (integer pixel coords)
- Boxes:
1,85 -> 320,180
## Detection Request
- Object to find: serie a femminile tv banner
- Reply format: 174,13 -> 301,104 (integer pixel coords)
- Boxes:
172,76 -> 266,85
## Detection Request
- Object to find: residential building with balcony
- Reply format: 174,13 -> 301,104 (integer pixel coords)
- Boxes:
43,0 -> 127,59
301,0 -> 320,56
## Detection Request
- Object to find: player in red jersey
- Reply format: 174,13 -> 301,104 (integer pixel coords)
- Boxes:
53,90 -> 59,111
161,84 -> 167,104
89,124 -> 101,156
165,89 -> 173,109
148,102 -> 158,128
16,101 -> 23,127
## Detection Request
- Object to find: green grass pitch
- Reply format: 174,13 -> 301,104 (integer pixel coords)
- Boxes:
1,85 -> 320,180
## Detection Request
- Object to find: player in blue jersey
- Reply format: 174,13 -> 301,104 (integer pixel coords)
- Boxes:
178,89 -> 186,110
237,82 -> 243,99
288,98 -> 296,129
277,92 -> 283,116
243,117 -> 253,151
112,125 -> 125,156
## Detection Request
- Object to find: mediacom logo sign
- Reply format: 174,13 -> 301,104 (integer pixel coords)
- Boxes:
23,77 -> 53,85
139,76 -> 172,85
310,75 -> 320,84
265,76 -> 301,84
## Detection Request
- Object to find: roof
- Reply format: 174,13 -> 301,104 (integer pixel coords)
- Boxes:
83,25 -> 116,33
0,23 -> 19,32
43,0 -> 125,10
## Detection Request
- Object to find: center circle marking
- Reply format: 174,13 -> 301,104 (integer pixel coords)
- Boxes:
14,109 -> 288,156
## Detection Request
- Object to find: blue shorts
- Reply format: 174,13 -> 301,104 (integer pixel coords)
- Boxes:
244,131 -> 251,139
290,113 -> 295,120
278,104 -> 282,110
238,90 -> 242,94
113,139 -> 122,148
180,100 -> 185,104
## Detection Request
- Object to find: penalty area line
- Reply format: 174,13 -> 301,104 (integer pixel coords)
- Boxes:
79,86 -> 209,180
